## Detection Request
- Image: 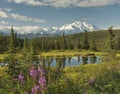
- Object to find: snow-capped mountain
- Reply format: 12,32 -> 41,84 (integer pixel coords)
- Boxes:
58,21 -> 98,34
0,21 -> 99,36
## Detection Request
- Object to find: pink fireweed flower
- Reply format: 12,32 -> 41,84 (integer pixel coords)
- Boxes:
38,66 -> 43,73
88,78 -> 95,85
30,69 -> 38,77
31,85 -> 40,94
39,76 -> 47,89
38,66 -> 45,77
30,66 -> 38,79
18,73 -> 25,84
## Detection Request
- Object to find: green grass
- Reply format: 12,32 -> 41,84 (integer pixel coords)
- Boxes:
0,50 -> 120,61
40,50 -> 103,57
0,53 -> 23,61
46,61 -> 120,94
0,54 -> 9,61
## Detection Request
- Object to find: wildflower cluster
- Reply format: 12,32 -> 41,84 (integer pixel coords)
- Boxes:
17,66 -> 47,94
30,66 -> 47,94
30,66 -> 38,80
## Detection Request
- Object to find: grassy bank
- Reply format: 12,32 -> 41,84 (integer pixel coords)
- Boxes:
0,50 -> 120,60
0,50 -> 102,61
40,50 -> 103,57
0,54 -> 9,61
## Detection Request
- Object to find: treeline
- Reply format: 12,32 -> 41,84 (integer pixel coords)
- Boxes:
0,27 -> 23,53
0,27 -> 120,54
30,30 -> 97,52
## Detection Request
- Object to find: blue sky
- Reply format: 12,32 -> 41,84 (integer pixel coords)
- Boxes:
0,0 -> 120,32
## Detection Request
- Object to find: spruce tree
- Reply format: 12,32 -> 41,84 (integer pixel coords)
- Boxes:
108,26 -> 115,49
41,38 -> 45,51
77,38 -> 81,49
30,39 -> 35,55
90,36 -> 96,51
9,27 -> 15,53
17,35 -> 21,50
68,40 -> 74,50
55,37 -> 60,50
5,27 -> 19,92
23,37 -> 28,56
82,30 -> 89,50
14,33 -> 18,47
62,33 -> 67,49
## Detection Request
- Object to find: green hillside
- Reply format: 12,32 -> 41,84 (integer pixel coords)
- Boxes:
31,29 -> 120,52
67,29 -> 120,51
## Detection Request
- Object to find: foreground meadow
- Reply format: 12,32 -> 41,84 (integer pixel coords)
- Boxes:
0,51 -> 120,94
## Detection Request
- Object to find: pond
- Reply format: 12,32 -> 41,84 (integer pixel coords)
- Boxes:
38,55 -> 102,68
0,55 -> 102,68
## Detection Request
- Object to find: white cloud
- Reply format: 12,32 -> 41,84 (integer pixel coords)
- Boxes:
0,8 -> 11,12
11,13 -> 28,21
0,10 -> 45,23
6,0 -> 120,8
7,0 -> 43,6
14,26 -> 41,34
0,11 -> 8,18
0,25 -> 47,34
0,25 -> 11,32
10,13 -> 45,23
0,21 -> 9,25
73,0 -> 120,7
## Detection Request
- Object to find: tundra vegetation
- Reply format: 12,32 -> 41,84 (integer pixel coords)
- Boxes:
0,27 -> 120,94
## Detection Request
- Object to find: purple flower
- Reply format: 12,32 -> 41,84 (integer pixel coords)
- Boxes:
30,69 -> 38,77
39,77 -> 47,89
30,66 -> 47,93
30,66 -> 38,79
18,73 -> 25,84
38,66 -> 43,73
38,66 -> 44,77
31,85 -> 40,94
88,78 -> 95,85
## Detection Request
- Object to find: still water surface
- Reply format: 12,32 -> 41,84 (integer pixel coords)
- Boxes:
39,56 -> 101,67
0,56 -> 102,67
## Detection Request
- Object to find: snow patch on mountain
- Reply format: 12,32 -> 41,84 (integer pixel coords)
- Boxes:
58,21 -> 98,34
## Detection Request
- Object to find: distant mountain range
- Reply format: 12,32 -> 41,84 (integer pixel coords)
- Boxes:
0,21 -> 99,37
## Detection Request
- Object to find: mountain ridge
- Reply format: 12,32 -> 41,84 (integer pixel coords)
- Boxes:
0,21 -> 99,36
